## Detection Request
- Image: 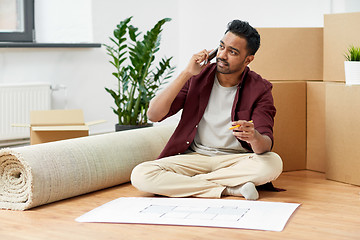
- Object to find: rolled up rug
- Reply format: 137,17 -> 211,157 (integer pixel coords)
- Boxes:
0,124 -> 174,210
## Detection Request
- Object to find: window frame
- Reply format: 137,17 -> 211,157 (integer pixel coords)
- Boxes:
0,0 -> 34,42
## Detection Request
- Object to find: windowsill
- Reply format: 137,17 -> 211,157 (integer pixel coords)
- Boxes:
0,42 -> 102,48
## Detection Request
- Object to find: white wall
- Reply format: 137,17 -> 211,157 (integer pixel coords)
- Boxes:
1,0 -> 360,134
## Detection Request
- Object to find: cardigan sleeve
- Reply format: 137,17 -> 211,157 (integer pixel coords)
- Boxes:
252,83 -> 276,142
159,79 -> 190,121
234,70 -> 276,151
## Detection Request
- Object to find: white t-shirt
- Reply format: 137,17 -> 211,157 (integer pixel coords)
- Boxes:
190,75 -> 249,156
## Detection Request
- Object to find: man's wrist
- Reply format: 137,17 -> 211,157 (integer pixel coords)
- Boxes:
249,131 -> 271,154
180,70 -> 194,80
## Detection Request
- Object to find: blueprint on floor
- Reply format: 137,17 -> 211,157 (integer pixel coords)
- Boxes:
76,197 -> 300,232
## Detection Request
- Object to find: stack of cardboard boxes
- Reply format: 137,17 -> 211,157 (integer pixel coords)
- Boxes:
250,12 -> 360,186
323,12 -> 360,186
251,27 -> 323,172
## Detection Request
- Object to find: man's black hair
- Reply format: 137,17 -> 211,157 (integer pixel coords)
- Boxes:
225,20 -> 260,56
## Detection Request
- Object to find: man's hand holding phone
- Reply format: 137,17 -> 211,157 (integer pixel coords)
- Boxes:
185,48 -> 218,76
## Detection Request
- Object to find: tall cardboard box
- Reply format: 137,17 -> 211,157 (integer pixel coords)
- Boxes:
29,109 -> 100,145
307,81 -> 326,172
271,81 -> 307,171
325,83 -> 360,186
323,12 -> 360,82
250,28 -> 323,81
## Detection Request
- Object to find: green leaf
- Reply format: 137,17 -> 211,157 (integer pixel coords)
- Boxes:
128,25 -> 139,41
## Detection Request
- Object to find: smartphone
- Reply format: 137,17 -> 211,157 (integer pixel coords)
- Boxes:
204,48 -> 218,65
208,48 -> 218,61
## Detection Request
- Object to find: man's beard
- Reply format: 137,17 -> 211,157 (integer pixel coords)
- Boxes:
216,58 -> 244,74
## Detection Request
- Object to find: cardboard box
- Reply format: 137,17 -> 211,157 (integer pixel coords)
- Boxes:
29,109 -> 104,145
271,81 -> 307,171
324,12 -> 360,82
325,83 -> 360,186
250,28 -> 323,81
306,81 -> 326,172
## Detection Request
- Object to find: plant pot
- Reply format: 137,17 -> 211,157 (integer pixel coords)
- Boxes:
115,123 -> 153,132
344,61 -> 360,85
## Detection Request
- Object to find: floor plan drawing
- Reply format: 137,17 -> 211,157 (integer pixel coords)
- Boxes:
76,197 -> 300,232
140,204 -> 250,222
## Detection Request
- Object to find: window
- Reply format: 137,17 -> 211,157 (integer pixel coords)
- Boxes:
0,0 -> 34,42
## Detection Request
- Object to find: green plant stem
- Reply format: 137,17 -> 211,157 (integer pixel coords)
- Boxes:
126,83 -> 136,124
133,53 -> 154,125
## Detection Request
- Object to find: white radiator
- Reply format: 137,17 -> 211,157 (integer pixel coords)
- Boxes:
0,83 -> 51,141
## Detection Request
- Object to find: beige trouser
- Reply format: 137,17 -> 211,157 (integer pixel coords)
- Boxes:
131,152 -> 283,198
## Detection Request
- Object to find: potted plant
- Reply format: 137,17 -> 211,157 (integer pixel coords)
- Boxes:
344,45 -> 360,85
104,17 -> 175,131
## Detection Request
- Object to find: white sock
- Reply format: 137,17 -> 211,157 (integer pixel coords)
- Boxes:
223,182 -> 259,200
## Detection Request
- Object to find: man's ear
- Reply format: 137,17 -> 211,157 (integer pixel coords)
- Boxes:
245,55 -> 255,65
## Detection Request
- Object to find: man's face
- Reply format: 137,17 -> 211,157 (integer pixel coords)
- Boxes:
216,32 -> 254,75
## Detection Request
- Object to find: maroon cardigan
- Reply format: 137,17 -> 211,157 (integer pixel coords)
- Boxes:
158,63 -> 276,159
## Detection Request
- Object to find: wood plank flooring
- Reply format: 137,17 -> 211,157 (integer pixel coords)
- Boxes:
0,170 -> 359,240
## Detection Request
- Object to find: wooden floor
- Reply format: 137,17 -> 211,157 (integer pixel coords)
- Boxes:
1,170 -> 359,240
